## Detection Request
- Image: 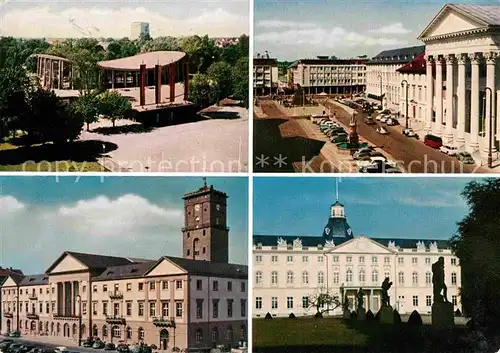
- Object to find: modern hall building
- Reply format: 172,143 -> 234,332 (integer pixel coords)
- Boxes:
0,182 -> 248,351
253,197 -> 462,318
253,57 -> 279,96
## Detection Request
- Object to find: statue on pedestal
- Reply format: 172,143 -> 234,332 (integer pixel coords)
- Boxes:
356,288 -> 365,309
432,256 -> 449,303
381,277 -> 393,307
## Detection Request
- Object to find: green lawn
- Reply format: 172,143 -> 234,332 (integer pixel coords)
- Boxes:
253,317 -> 471,353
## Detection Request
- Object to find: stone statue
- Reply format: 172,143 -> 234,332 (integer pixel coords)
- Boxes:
432,256 -> 449,303
381,277 -> 393,307
356,288 -> 365,309
343,295 -> 350,310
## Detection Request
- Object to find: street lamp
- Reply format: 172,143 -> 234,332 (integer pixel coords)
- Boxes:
377,74 -> 382,106
484,87 -> 494,168
401,80 -> 409,129
76,295 -> 82,346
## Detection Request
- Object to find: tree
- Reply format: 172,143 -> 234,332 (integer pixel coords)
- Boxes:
180,35 -> 218,74
207,61 -> 233,103
307,288 -> 342,317
0,65 -> 31,138
189,73 -> 214,108
98,91 -> 132,127
74,92 -> 100,131
141,36 -> 180,52
450,179 -> 500,335
231,57 -> 249,107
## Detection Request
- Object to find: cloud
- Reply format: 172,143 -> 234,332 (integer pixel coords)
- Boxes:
255,26 -> 408,49
397,195 -> 465,208
0,5 -> 248,38
257,20 -> 316,29
0,196 -> 25,214
370,22 -> 411,35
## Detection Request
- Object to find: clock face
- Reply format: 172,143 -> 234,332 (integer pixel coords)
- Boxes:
195,204 -> 200,211
216,204 -> 220,211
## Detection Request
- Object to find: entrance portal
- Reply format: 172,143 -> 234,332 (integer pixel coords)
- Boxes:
159,329 -> 169,350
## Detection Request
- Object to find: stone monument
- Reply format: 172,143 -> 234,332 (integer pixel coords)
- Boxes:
431,256 -> 454,328
378,277 -> 394,324
356,288 -> 366,320
343,295 -> 351,319
348,112 -> 359,156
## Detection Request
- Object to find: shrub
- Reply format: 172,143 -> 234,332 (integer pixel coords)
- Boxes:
264,312 -> 273,320
366,310 -> 374,321
375,310 -> 380,321
350,311 -> 357,319
407,310 -> 423,326
289,313 -> 296,319
393,309 -> 402,324
455,309 -> 462,317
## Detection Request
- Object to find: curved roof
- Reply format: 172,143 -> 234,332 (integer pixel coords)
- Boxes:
98,51 -> 186,70
322,217 -> 353,239
33,53 -> 71,62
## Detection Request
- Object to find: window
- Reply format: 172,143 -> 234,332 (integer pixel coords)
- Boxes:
103,285 -> 108,292
398,257 -> 404,265
113,326 -> 121,338
255,297 -> 262,309
39,302 -> 42,313
195,329 -> 203,343
196,300 -> 203,319
426,295 -> 432,307
162,281 -> 168,290
332,256 -> 339,263
317,256 -> 324,263
426,272 -> 432,285
126,327 -> 132,339
211,328 -> 218,342
412,296 -> 418,307
114,303 -> 119,316
346,256 -> 352,263
346,269 -> 353,282
138,327 -> 144,340
227,281 -> 232,292
384,256 -> 390,264
93,285 -> 97,293
302,256 -> 308,263
103,326 -> 108,337
176,281 -> 182,290
302,271 -> 309,284
255,255 -> 262,263
271,256 -> 278,263
451,258 -> 457,266
241,282 -> 245,292
241,299 -> 246,317
412,257 -> 418,265
317,271 -> 324,285
451,272 -> 457,285
271,271 -> 278,285
359,256 -> 365,263
287,297 -> 293,309
149,282 -> 155,290
425,258 -> 431,265
212,299 -> 219,318
138,302 -> 144,316
398,272 -> 404,285
372,270 -> 378,283
412,272 -> 418,285
82,302 -> 87,315
162,302 -> 169,317
138,283 -> 144,291
227,299 -> 233,317
287,256 -> 293,263
92,302 -> 97,315
271,297 -> 278,309
452,295 -> 458,306
359,269 -> 365,282
126,302 -> 132,316
126,283 -> 132,292
333,272 -> 339,284
149,302 -> 155,317
255,271 -> 262,284
176,302 -> 183,317
212,281 -> 218,291
286,271 -> 294,284
302,296 -> 309,308
103,302 -> 108,316
372,256 -> 377,264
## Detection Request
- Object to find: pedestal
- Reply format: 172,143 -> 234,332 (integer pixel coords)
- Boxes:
357,307 -> 366,321
378,305 -> 394,324
343,309 -> 351,319
432,301 -> 454,329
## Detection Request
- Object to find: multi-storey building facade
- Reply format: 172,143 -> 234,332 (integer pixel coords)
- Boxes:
253,199 -> 461,318
287,58 -> 367,95
130,22 -> 150,40
253,58 -> 279,96
1,183 -> 248,351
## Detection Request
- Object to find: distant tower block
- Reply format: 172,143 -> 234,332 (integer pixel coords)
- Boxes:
131,22 -> 150,40
182,179 -> 229,263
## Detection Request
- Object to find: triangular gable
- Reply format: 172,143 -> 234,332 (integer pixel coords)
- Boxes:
46,252 -> 89,274
144,258 -> 187,277
327,235 -> 395,254
418,4 -> 489,40
1,276 -> 20,287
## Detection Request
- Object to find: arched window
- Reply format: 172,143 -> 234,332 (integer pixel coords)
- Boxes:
398,271 -> 404,285
426,272 -> 432,285
240,325 -> 246,340
359,269 -> 365,282
102,325 -> 108,337
286,271 -> 294,284
333,271 -> 339,284
372,270 -> 378,283
346,269 -> 352,282
451,272 -> 457,285
138,327 -> 144,341
271,271 -> 278,285
302,271 -> 309,284
92,324 -> 98,337
126,326 -> 132,339
195,328 -> 203,343
112,326 -> 121,338
317,271 -> 324,285
412,272 -> 418,285
226,326 -> 233,341
211,327 -> 218,342
255,271 -> 262,285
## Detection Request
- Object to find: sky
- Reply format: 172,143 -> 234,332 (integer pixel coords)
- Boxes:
0,0 -> 248,38
254,0 -> 498,61
0,176 -> 249,274
253,177 -> 485,241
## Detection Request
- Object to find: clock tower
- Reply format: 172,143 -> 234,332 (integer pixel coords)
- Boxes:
182,179 -> 229,263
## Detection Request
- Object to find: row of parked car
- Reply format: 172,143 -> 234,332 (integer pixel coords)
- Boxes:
424,135 -> 476,164
353,146 -> 401,173
0,338 -> 57,353
316,119 -> 349,143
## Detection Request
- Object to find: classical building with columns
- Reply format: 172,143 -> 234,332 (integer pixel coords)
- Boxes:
0,183 -> 248,351
417,4 -> 500,156
253,198 -> 462,318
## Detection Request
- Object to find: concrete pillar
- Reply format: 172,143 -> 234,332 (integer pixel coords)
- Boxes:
484,52 -> 497,153
435,57 -> 443,136
445,55 -> 455,144
169,63 -> 175,103
156,281 -> 161,319
62,282 -> 66,316
140,64 -> 146,106
425,55 -> 434,134
58,61 -> 62,89
184,61 -> 189,101
457,54 -> 467,146
144,282 -> 149,321
468,53 -> 480,151
111,70 -> 115,89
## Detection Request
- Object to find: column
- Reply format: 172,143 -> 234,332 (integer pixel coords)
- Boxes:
484,52 -> 497,153
169,63 -> 175,103
445,55 -> 455,144
435,56 -> 443,136
49,59 -> 54,89
62,282 -> 66,316
58,61 -> 62,89
144,281 -> 149,321
469,53 -> 480,151
156,281 -> 161,319
425,55 -> 434,134
184,62 -> 189,101
456,54 -> 467,146
111,70 -> 115,89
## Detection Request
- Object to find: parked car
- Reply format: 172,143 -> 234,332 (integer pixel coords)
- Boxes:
82,339 -> 94,348
439,145 -> 459,156
353,148 -> 373,160
364,117 -> 375,125
376,126 -> 388,134
104,343 -> 115,351
456,152 -> 475,164
386,117 -> 399,126
93,341 -> 105,349
380,116 -> 389,123
8,332 -> 20,338
333,133 -> 348,143
424,134 -> 443,148
53,347 -> 67,353
116,345 -> 129,353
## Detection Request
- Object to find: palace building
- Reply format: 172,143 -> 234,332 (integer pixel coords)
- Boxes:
0,183 -> 248,351
253,197 -> 462,318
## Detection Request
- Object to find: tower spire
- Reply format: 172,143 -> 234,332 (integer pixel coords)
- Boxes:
202,177 -> 207,188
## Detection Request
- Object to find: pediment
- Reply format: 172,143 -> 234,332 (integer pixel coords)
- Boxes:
2,276 -> 19,287
145,258 -> 186,277
329,236 -> 394,254
47,253 -> 88,274
419,5 -> 488,40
